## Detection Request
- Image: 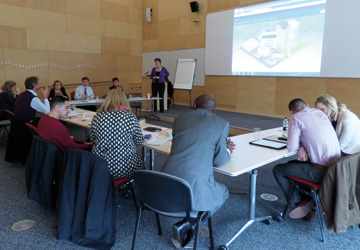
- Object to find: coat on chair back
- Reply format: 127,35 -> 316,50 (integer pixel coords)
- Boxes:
57,149 -> 116,250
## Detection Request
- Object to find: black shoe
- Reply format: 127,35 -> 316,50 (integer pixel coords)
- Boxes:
171,219 -> 193,247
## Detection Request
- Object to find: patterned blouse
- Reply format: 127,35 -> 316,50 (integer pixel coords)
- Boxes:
89,110 -> 144,179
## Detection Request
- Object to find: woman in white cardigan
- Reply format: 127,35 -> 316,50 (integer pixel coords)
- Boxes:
315,94 -> 360,156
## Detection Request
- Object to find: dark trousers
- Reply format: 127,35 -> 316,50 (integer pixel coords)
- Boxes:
151,82 -> 165,112
273,160 -> 326,204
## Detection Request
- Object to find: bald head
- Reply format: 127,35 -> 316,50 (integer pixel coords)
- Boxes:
194,94 -> 216,112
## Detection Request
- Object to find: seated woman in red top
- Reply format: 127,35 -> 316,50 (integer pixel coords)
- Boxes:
37,96 -> 92,153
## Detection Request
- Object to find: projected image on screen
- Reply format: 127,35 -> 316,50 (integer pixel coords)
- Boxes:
232,0 -> 326,76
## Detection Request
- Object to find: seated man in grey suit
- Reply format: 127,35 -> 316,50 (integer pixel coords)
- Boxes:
161,94 -> 235,248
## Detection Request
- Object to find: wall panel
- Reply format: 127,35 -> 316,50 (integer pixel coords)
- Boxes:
27,29 -> 101,53
101,37 -> 132,55
0,49 -> 5,83
327,78 -> 360,114
100,1 -> 129,23
66,0 -> 100,18
0,0 -> 142,87
3,5 -> 66,32
236,76 -> 277,115
48,51 -> 85,84
0,26 -> 26,49
84,53 -> 117,82
275,78 -> 327,115
25,0 -> 67,13
4,48 -> 49,90
0,0 -> 25,7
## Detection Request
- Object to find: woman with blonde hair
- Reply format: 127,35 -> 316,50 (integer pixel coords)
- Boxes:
315,94 -> 360,156
89,89 -> 144,179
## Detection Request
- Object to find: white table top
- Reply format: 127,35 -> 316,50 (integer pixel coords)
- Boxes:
63,109 -> 173,152
214,128 -> 295,177
64,111 -> 294,177
69,97 -> 159,106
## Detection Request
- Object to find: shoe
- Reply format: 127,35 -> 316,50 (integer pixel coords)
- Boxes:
200,226 -> 209,239
303,209 -> 316,222
289,199 -> 315,219
171,236 -> 181,249
171,219 -> 192,247
184,238 -> 194,249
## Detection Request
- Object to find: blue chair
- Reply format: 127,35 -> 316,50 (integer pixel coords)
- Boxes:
132,170 -> 214,250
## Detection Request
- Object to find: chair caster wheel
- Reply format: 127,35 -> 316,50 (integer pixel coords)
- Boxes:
273,215 -> 283,222
262,219 -> 271,225
218,245 -> 228,250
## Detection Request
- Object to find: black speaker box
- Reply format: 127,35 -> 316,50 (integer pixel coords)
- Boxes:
190,1 -> 199,13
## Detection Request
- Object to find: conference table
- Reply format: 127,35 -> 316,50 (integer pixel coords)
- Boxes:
69,97 -> 160,107
63,109 -> 172,169
64,110 -> 295,249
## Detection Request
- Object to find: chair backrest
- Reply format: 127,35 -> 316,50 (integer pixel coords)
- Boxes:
167,81 -> 174,97
133,170 -> 193,213
4,109 -> 15,119
70,91 -> 75,100
25,122 -> 39,136
57,148 -> 116,247
26,135 -> 63,210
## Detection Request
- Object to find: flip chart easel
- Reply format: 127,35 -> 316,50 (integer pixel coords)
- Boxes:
173,59 -> 197,107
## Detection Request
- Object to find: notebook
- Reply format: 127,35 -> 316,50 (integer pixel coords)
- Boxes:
249,138 -> 287,150
146,135 -> 172,146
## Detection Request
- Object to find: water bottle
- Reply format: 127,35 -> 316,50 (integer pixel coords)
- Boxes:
282,117 -> 288,137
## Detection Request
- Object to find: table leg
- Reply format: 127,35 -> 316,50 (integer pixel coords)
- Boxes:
150,149 -> 155,171
219,169 -> 272,250
146,99 -> 160,121
142,147 -> 147,169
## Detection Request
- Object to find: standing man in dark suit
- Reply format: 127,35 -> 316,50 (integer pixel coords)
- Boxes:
161,94 -> 235,248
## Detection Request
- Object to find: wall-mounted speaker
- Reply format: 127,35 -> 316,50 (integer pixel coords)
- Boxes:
146,8 -> 152,22
190,1 -> 199,13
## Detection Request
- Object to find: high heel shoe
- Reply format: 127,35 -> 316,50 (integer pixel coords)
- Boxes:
171,219 -> 192,247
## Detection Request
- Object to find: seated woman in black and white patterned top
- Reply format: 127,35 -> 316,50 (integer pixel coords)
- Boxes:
89,89 -> 144,179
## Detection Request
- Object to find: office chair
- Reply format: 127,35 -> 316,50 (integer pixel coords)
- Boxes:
70,91 -> 75,100
25,136 -> 63,210
57,149 -> 116,249
282,176 -> 325,242
114,177 -> 137,210
0,118 -> 11,144
25,122 -> 39,136
132,170 -> 214,250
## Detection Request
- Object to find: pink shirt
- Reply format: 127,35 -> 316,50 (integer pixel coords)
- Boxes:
287,108 -> 340,167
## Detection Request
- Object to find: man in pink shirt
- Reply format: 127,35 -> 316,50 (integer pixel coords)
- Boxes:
273,98 -> 340,220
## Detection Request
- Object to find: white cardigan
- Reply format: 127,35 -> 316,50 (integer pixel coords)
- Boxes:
336,109 -> 360,154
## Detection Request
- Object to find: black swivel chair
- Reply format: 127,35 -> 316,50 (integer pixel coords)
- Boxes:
132,170 -> 215,250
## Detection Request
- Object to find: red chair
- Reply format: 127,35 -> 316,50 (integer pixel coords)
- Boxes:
282,176 -> 325,242
114,177 -> 137,209
3,109 -> 15,117
70,91 -> 75,100
0,110 -> 12,144
25,122 -> 39,136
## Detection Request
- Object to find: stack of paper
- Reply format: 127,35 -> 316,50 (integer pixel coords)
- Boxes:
146,135 -> 172,146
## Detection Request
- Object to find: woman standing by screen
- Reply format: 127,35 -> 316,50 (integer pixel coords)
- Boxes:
150,58 -> 169,113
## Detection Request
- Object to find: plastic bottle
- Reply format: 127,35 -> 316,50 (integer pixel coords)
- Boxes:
282,117 -> 288,137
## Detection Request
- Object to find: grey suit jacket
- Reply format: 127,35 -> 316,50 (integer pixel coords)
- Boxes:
161,108 -> 230,212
